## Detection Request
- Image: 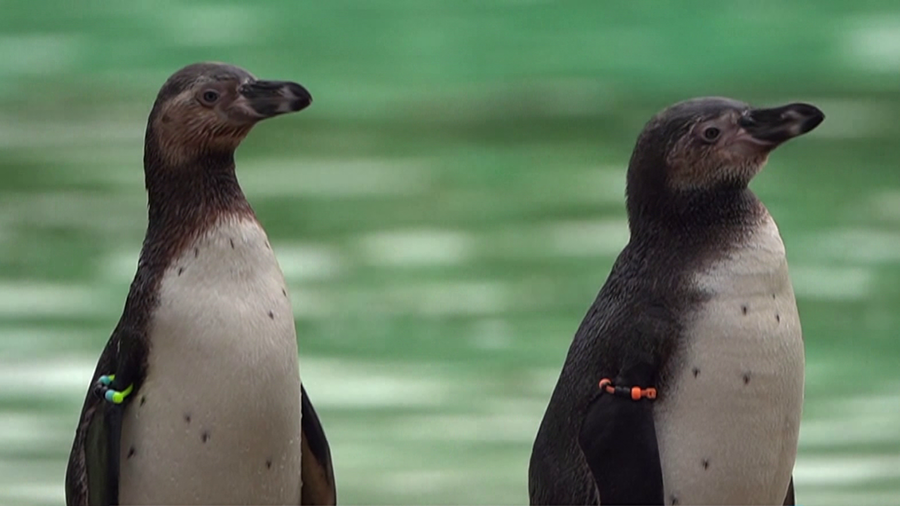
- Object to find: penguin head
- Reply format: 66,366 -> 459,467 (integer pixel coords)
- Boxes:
144,62 -> 312,167
625,97 -> 823,224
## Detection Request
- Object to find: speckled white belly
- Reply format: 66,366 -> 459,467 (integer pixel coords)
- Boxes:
654,216 -> 805,506
119,216 -> 302,505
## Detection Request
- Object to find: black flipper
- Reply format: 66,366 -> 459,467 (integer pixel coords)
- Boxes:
577,362 -> 664,506
82,401 -> 122,506
783,476 -> 795,505
66,327 -> 146,506
300,384 -> 336,505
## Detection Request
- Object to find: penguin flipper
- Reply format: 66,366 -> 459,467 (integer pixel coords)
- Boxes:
66,399 -> 121,506
577,362 -> 664,506
783,476 -> 795,505
66,343 -> 126,506
300,384 -> 336,505
66,326 -> 145,506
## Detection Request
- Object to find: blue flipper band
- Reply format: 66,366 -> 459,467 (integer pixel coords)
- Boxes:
102,379 -> 133,405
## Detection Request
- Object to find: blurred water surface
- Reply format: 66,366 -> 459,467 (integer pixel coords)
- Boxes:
1,1 -> 900,505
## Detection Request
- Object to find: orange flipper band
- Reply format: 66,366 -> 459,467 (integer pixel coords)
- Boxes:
598,378 -> 657,400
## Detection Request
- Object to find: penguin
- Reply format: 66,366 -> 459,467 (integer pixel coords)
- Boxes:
65,62 -> 336,506
528,97 -> 824,505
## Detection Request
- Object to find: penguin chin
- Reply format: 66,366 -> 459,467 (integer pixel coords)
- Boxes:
666,155 -> 768,193
726,156 -> 769,187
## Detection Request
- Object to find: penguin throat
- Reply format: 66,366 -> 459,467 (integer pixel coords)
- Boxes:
142,136 -> 254,256
626,186 -> 764,238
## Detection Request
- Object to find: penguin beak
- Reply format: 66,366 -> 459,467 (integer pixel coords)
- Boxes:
737,103 -> 824,147
237,80 -> 313,119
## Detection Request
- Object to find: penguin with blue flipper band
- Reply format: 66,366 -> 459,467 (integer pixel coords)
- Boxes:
65,62 -> 335,506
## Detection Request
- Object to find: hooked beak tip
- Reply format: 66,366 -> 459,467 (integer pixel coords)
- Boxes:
283,82 -> 313,112
784,103 -> 825,133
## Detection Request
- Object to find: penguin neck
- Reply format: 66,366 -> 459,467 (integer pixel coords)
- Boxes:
142,135 -> 254,258
626,183 -> 766,244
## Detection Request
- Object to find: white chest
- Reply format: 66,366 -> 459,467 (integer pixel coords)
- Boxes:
118,217 -> 302,505
654,217 -> 805,505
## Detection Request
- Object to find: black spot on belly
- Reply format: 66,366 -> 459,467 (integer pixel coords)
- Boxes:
201,430 -> 210,443
282,288 -> 287,297
741,304 -> 748,315
230,239 -> 235,249
265,241 -> 270,249
266,459 -> 272,469
184,413 -> 191,424
139,396 -> 146,407
127,446 -> 136,459
177,267 -> 184,276
776,314 -> 781,323
702,459 -> 709,469
671,495 -> 679,505
772,293 -> 776,299
268,310 -> 274,319
743,373 -> 751,385
194,247 -> 199,258
692,367 -> 700,378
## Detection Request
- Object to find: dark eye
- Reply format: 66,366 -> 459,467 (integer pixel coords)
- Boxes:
201,90 -> 219,104
702,126 -> 721,142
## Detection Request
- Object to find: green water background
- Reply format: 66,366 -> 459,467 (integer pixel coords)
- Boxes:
1,1 -> 899,504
